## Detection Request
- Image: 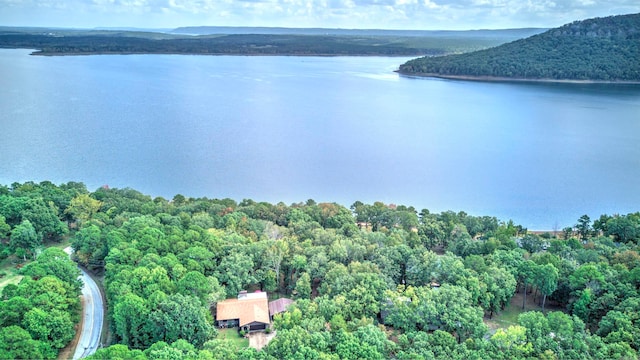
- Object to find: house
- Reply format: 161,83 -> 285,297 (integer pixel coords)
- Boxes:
216,291 -> 270,332
216,290 -> 295,332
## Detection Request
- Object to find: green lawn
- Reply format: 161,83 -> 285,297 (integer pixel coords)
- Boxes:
0,238 -> 71,293
492,302 -> 522,327
0,254 -> 23,293
485,292 -> 546,333
49,238 -> 72,250
217,328 -> 249,349
0,273 -> 23,292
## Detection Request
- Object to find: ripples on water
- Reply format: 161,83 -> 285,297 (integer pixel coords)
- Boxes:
1,50 -> 639,229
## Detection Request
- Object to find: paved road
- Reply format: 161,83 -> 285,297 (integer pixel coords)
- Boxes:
64,248 -> 104,359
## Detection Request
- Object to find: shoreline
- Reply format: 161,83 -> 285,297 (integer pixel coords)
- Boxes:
30,51 -> 420,57
395,71 -> 640,85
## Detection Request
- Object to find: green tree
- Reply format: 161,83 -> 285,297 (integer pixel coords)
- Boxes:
433,285 -> 487,342
264,239 -> 289,291
606,215 -> 639,243
22,198 -> 67,241
383,286 -> 423,332
572,288 -> 593,322
264,325 -> 326,359
23,307 -> 75,349
576,215 -> 592,241
10,219 -> 39,261
21,247 -> 82,293
0,296 -> 31,326
568,264 -> 604,293
536,264 -> 558,312
86,344 -> 147,360
294,272 -> 312,300
201,339 -> 239,360
386,284 -> 486,342
215,251 -> 257,298
319,262 -> 387,321
335,325 -> 391,360
147,294 -> 215,348
518,260 -> 537,310
64,194 -> 102,226
0,214 -> 10,239
114,293 -> 151,349
597,310 -> 640,349
481,266 -> 517,318
490,325 -> 533,359
16,275 -> 79,314
520,234 -> 544,253
176,271 -> 214,305
518,311 -> 552,355
71,224 -> 104,267
0,325 -> 55,360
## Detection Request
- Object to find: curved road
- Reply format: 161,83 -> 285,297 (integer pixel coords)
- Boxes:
64,247 -> 104,359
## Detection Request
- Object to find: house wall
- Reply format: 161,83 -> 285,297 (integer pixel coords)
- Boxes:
218,319 -> 239,328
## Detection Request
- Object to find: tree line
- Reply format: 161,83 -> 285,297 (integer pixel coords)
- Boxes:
0,181 -> 639,359
0,246 -> 81,359
0,33 -> 443,57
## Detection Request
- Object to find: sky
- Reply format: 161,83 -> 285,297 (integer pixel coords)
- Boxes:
1,0 -> 639,30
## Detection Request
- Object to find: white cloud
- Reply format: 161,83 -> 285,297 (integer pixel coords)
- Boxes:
0,0 -> 638,29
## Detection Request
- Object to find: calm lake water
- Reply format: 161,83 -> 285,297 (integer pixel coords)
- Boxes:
1,49 -> 639,229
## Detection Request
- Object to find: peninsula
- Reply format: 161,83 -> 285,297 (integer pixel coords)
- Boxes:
398,13 -> 640,82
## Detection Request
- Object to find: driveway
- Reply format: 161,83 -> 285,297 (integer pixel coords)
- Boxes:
248,331 -> 276,350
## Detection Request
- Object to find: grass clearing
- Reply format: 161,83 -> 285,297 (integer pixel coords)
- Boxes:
0,273 -> 23,292
491,301 -> 523,327
0,238 -> 72,293
485,291 -> 548,333
217,328 -> 249,349
49,239 -> 72,250
0,254 -> 23,292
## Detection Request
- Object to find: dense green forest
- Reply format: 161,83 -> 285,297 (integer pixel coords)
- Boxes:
1,181 -> 640,359
0,27 -> 541,57
399,13 -> 640,81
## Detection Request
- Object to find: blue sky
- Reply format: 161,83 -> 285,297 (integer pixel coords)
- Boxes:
1,0 -> 638,30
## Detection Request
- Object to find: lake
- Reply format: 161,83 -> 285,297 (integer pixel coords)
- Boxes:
1,49 -> 639,230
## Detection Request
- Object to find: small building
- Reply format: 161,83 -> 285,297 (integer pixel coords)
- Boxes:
217,291 -> 270,332
268,298 -> 294,320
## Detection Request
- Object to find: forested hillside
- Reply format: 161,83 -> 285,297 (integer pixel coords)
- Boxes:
0,27 -> 541,57
399,13 -> 640,81
1,181 -> 640,359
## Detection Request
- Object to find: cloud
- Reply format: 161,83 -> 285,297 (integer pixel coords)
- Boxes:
0,0 -> 638,29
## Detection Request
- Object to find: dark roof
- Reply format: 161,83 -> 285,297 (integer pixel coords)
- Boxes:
268,298 -> 294,316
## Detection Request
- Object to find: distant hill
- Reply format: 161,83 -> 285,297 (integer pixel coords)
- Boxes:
171,26 -> 544,39
0,26 -> 544,57
398,13 -> 640,82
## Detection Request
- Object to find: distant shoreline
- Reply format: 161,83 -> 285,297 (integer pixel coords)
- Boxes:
27,50 -> 417,57
395,71 -> 640,85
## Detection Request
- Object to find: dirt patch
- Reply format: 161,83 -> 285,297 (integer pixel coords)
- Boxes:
511,290 -> 565,313
248,331 -> 276,350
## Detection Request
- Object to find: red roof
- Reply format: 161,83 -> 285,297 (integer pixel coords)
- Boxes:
217,297 -> 270,327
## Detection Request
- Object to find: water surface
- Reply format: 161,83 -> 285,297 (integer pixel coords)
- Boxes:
1,49 -> 639,229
